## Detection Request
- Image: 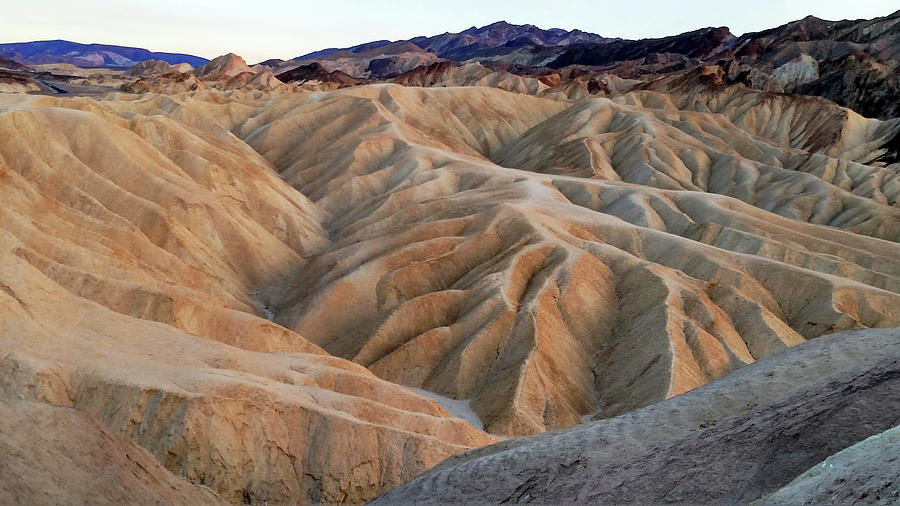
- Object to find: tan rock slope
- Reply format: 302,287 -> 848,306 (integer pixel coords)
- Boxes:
0,73 -> 898,504
0,92 -> 491,504
373,327 -> 900,504
282,41 -> 441,79
195,53 -> 256,79
0,74 -> 40,93
0,399 -> 222,505
125,59 -> 194,78
123,54 -> 293,94
227,84 -> 898,435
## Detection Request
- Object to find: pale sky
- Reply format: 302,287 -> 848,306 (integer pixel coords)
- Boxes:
2,1 -> 897,64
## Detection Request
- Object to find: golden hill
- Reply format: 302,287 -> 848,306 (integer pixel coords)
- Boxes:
0,80 -> 897,503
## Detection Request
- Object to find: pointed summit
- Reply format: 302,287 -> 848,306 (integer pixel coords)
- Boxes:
194,53 -> 253,79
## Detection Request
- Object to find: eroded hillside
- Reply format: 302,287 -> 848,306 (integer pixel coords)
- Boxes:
1,74 -> 898,504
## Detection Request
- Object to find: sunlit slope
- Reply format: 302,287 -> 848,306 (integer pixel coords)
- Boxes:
1,81 -> 897,503
0,92 -> 492,505
142,85 -> 899,437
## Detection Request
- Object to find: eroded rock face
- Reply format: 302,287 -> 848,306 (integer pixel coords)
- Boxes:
194,53 -> 255,79
1,71 -> 898,504
120,53 -> 294,94
0,302 -> 493,504
0,92 -> 492,504
226,84 -> 898,436
125,59 -> 189,78
0,71 -> 40,93
276,62 -> 362,90
373,328 -> 900,505
723,10 -> 900,119
0,399 -> 223,505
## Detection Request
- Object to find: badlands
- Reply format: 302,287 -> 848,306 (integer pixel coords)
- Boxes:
1,9 -> 899,506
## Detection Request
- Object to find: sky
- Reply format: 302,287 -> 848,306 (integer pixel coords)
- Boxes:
2,1 -> 897,63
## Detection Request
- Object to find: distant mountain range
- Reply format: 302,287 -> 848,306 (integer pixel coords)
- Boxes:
6,12 -> 899,120
0,40 -> 208,68
410,21 -> 619,61
294,20 -> 731,68
282,12 -> 899,120
297,21 -> 616,61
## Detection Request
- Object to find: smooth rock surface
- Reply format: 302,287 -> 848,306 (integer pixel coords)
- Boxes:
759,424 -> 900,505
374,328 -> 900,505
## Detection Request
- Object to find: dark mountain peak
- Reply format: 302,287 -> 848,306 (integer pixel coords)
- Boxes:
792,15 -> 833,31
548,25 -> 735,69
275,61 -> 361,87
464,20 -> 521,33
462,20 -> 588,38
348,40 -> 393,54
303,21 -> 615,66
673,25 -> 732,38
737,13 -> 841,44
403,21 -> 613,60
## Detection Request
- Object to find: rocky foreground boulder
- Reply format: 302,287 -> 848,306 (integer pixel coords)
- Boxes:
758,424 -> 900,505
374,328 -> 900,504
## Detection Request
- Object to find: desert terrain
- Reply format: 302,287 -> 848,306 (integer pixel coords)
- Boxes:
1,9 -> 898,505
